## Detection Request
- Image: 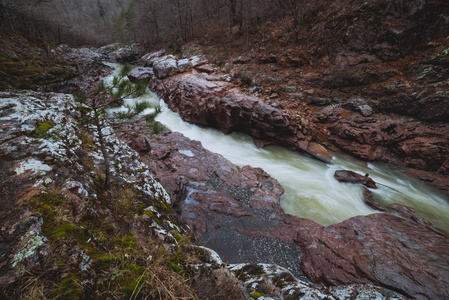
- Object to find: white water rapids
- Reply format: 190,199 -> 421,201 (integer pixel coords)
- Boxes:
104,63 -> 449,230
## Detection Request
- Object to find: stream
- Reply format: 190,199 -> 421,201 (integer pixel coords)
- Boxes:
105,63 -> 449,230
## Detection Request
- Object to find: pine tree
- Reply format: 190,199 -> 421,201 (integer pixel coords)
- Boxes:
75,64 -> 147,190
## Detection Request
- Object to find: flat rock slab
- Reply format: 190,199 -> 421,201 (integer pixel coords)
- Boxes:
296,204 -> 449,299
132,131 -> 310,277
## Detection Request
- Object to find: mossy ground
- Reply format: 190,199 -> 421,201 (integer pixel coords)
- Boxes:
16,178 -> 202,300
0,29 -> 78,90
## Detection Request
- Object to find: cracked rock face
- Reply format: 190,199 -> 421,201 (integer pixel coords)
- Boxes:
128,49 -> 449,298
0,88 -> 406,299
149,72 -> 309,152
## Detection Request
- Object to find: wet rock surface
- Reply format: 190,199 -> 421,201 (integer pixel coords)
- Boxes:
148,72 -> 311,153
334,170 -> 377,188
129,130 -> 309,277
0,82 -> 409,300
296,204 -> 449,300
125,119 -> 448,299
324,111 -> 449,176
137,47 -> 449,193
125,46 -> 449,298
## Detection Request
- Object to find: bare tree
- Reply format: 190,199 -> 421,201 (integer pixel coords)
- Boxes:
278,0 -> 306,43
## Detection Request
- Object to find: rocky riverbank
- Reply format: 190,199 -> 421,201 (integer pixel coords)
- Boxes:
1,43 -> 411,299
2,0 -> 449,298
123,48 -> 449,299
139,49 -> 449,194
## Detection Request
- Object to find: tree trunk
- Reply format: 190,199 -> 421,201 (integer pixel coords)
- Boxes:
93,107 -> 111,190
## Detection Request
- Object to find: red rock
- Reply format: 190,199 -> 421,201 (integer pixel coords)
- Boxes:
149,73 -> 309,152
127,130 -> 310,276
334,170 -> 377,188
295,206 -> 449,299
194,64 -> 215,74
125,124 -> 449,299
306,142 -> 333,163
324,112 -> 449,177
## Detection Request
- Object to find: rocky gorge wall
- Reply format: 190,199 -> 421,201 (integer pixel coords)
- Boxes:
123,49 -> 449,299
135,49 -> 449,194
2,0 -> 449,297
0,44 -> 413,299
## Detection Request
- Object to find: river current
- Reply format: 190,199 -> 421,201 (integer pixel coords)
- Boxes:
105,63 -> 449,230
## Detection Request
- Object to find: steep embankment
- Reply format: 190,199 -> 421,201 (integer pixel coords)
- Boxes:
191,0 -> 449,193
0,29 -> 78,90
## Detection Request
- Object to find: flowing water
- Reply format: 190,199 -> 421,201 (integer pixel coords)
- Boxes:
104,63 -> 449,230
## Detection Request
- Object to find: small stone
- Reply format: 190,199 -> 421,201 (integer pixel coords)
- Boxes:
233,56 -> 251,64
305,89 -> 315,95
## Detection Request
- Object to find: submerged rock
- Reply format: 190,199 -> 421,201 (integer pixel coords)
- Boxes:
334,170 -> 377,188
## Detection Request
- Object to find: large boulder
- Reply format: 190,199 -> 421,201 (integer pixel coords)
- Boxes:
149,73 -> 309,151
107,44 -> 143,62
139,49 -> 166,66
153,55 -> 179,79
296,204 -> 449,299
127,67 -> 153,82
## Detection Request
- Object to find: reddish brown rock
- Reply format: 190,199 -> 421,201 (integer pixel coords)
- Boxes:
194,64 -> 215,74
334,170 -> 377,188
149,73 -> 310,152
295,205 -> 449,300
323,111 -> 449,177
362,188 -> 385,211
127,130 -> 309,276
405,168 -> 449,194
124,120 -> 449,299
306,142 -> 333,163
